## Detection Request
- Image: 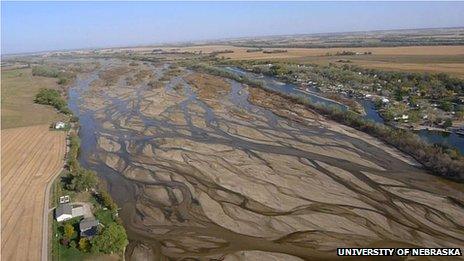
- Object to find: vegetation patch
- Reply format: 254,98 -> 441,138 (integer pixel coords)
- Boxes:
35,88 -> 72,114
52,132 -> 128,259
32,65 -> 73,85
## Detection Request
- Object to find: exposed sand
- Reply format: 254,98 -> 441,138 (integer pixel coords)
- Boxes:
70,60 -> 464,260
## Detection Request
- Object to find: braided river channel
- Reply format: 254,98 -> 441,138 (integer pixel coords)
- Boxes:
68,59 -> 464,260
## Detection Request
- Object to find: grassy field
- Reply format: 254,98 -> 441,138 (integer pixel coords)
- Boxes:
1,68 -> 67,129
1,124 -> 66,261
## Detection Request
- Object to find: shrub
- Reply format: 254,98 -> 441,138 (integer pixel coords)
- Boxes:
78,238 -> 90,252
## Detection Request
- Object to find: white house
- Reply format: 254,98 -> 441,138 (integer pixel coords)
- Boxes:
381,98 -> 390,104
55,203 -> 85,222
55,204 -> 72,222
54,122 -> 66,129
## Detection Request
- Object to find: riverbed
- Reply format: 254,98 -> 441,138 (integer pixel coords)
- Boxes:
68,59 -> 464,260
224,67 -> 464,154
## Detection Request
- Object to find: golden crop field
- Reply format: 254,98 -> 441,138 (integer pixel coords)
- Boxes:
1,125 -> 66,261
158,45 -> 464,78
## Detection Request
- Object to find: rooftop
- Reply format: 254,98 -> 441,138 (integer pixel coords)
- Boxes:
79,218 -> 99,231
55,203 -> 72,217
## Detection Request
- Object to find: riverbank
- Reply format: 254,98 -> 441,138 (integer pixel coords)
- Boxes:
50,125 -> 128,260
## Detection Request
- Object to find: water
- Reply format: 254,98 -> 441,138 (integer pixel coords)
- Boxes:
224,66 -> 464,154
65,60 -> 464,259
358,99 -> 385,124
224,67 -> 348,111
417,130 -> 464,154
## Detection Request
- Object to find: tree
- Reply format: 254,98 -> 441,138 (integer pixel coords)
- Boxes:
91,223 -> 128,254
440,101 -> 453,112
79,238 -> 90,252
69,168 -> 98,192
98,189 -> 117,211
64,223 -> 75,239
443,118 -> 453,129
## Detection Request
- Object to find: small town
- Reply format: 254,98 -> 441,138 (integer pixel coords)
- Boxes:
230,61 -> 464,134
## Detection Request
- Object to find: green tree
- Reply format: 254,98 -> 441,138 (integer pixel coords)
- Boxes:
91,223 -> 128,254
70,169 -> 98,192
79,238 -> 90,252
99,189 -> 118,211
64,223 -> 75,239
440,101 -> 453,112
443,118 -> 453,128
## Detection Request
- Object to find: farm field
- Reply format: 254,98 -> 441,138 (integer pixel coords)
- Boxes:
1,124 -> 66,261
150,45 -> 464,78
1,68 -> 66,129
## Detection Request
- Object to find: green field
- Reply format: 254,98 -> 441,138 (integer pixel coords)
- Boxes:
1,68 -> 67,129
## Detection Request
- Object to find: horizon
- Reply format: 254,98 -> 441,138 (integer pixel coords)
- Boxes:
2,1 -> 464,54
4,26 -> 463,56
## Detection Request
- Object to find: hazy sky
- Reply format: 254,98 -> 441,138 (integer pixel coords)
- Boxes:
2,1 -> 464,54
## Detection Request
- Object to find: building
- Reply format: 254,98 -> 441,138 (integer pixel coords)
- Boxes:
79,218 -> 99,238
55,203 -> 85,222
54,122 -> 66,129
55,204 -> 72,222
72,206 -> 84,217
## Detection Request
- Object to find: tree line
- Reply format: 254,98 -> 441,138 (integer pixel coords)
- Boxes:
35,88 -> 72,114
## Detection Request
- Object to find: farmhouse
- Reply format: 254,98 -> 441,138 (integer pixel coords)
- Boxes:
55,203 -> 85,222
55,204 -> 72,222
54,121 -> 66,129
79,218 -> 99,238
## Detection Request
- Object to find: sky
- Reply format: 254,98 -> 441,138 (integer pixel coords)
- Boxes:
2,1 -> 464,54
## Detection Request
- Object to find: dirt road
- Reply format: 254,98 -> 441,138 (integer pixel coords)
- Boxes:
1,125 -> 66,261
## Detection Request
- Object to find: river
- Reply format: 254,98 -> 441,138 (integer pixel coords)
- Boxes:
224,67 -> 464,154
66,59 -> 464,260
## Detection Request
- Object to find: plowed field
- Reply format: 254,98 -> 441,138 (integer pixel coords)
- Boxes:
1,124 -> 66,260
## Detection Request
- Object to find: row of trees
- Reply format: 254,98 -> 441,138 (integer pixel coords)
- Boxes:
32,65 -> 72,85
59,133 -> 128,255
64,134 -> 98,192
35,88 -> 72,114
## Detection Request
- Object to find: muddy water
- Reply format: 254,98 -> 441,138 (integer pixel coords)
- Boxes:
69,60 -> 464,260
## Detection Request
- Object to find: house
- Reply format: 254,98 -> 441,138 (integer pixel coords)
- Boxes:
72,206 -> 84,217
79,218 -> 99,238
381,98 -> 390,104
394,115 -> 409,121
55,203 -> 85,222
54,122 -> 66,129
55,204 -> 73,222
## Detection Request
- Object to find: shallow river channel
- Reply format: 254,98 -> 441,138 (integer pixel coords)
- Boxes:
68,59 -> 464,260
